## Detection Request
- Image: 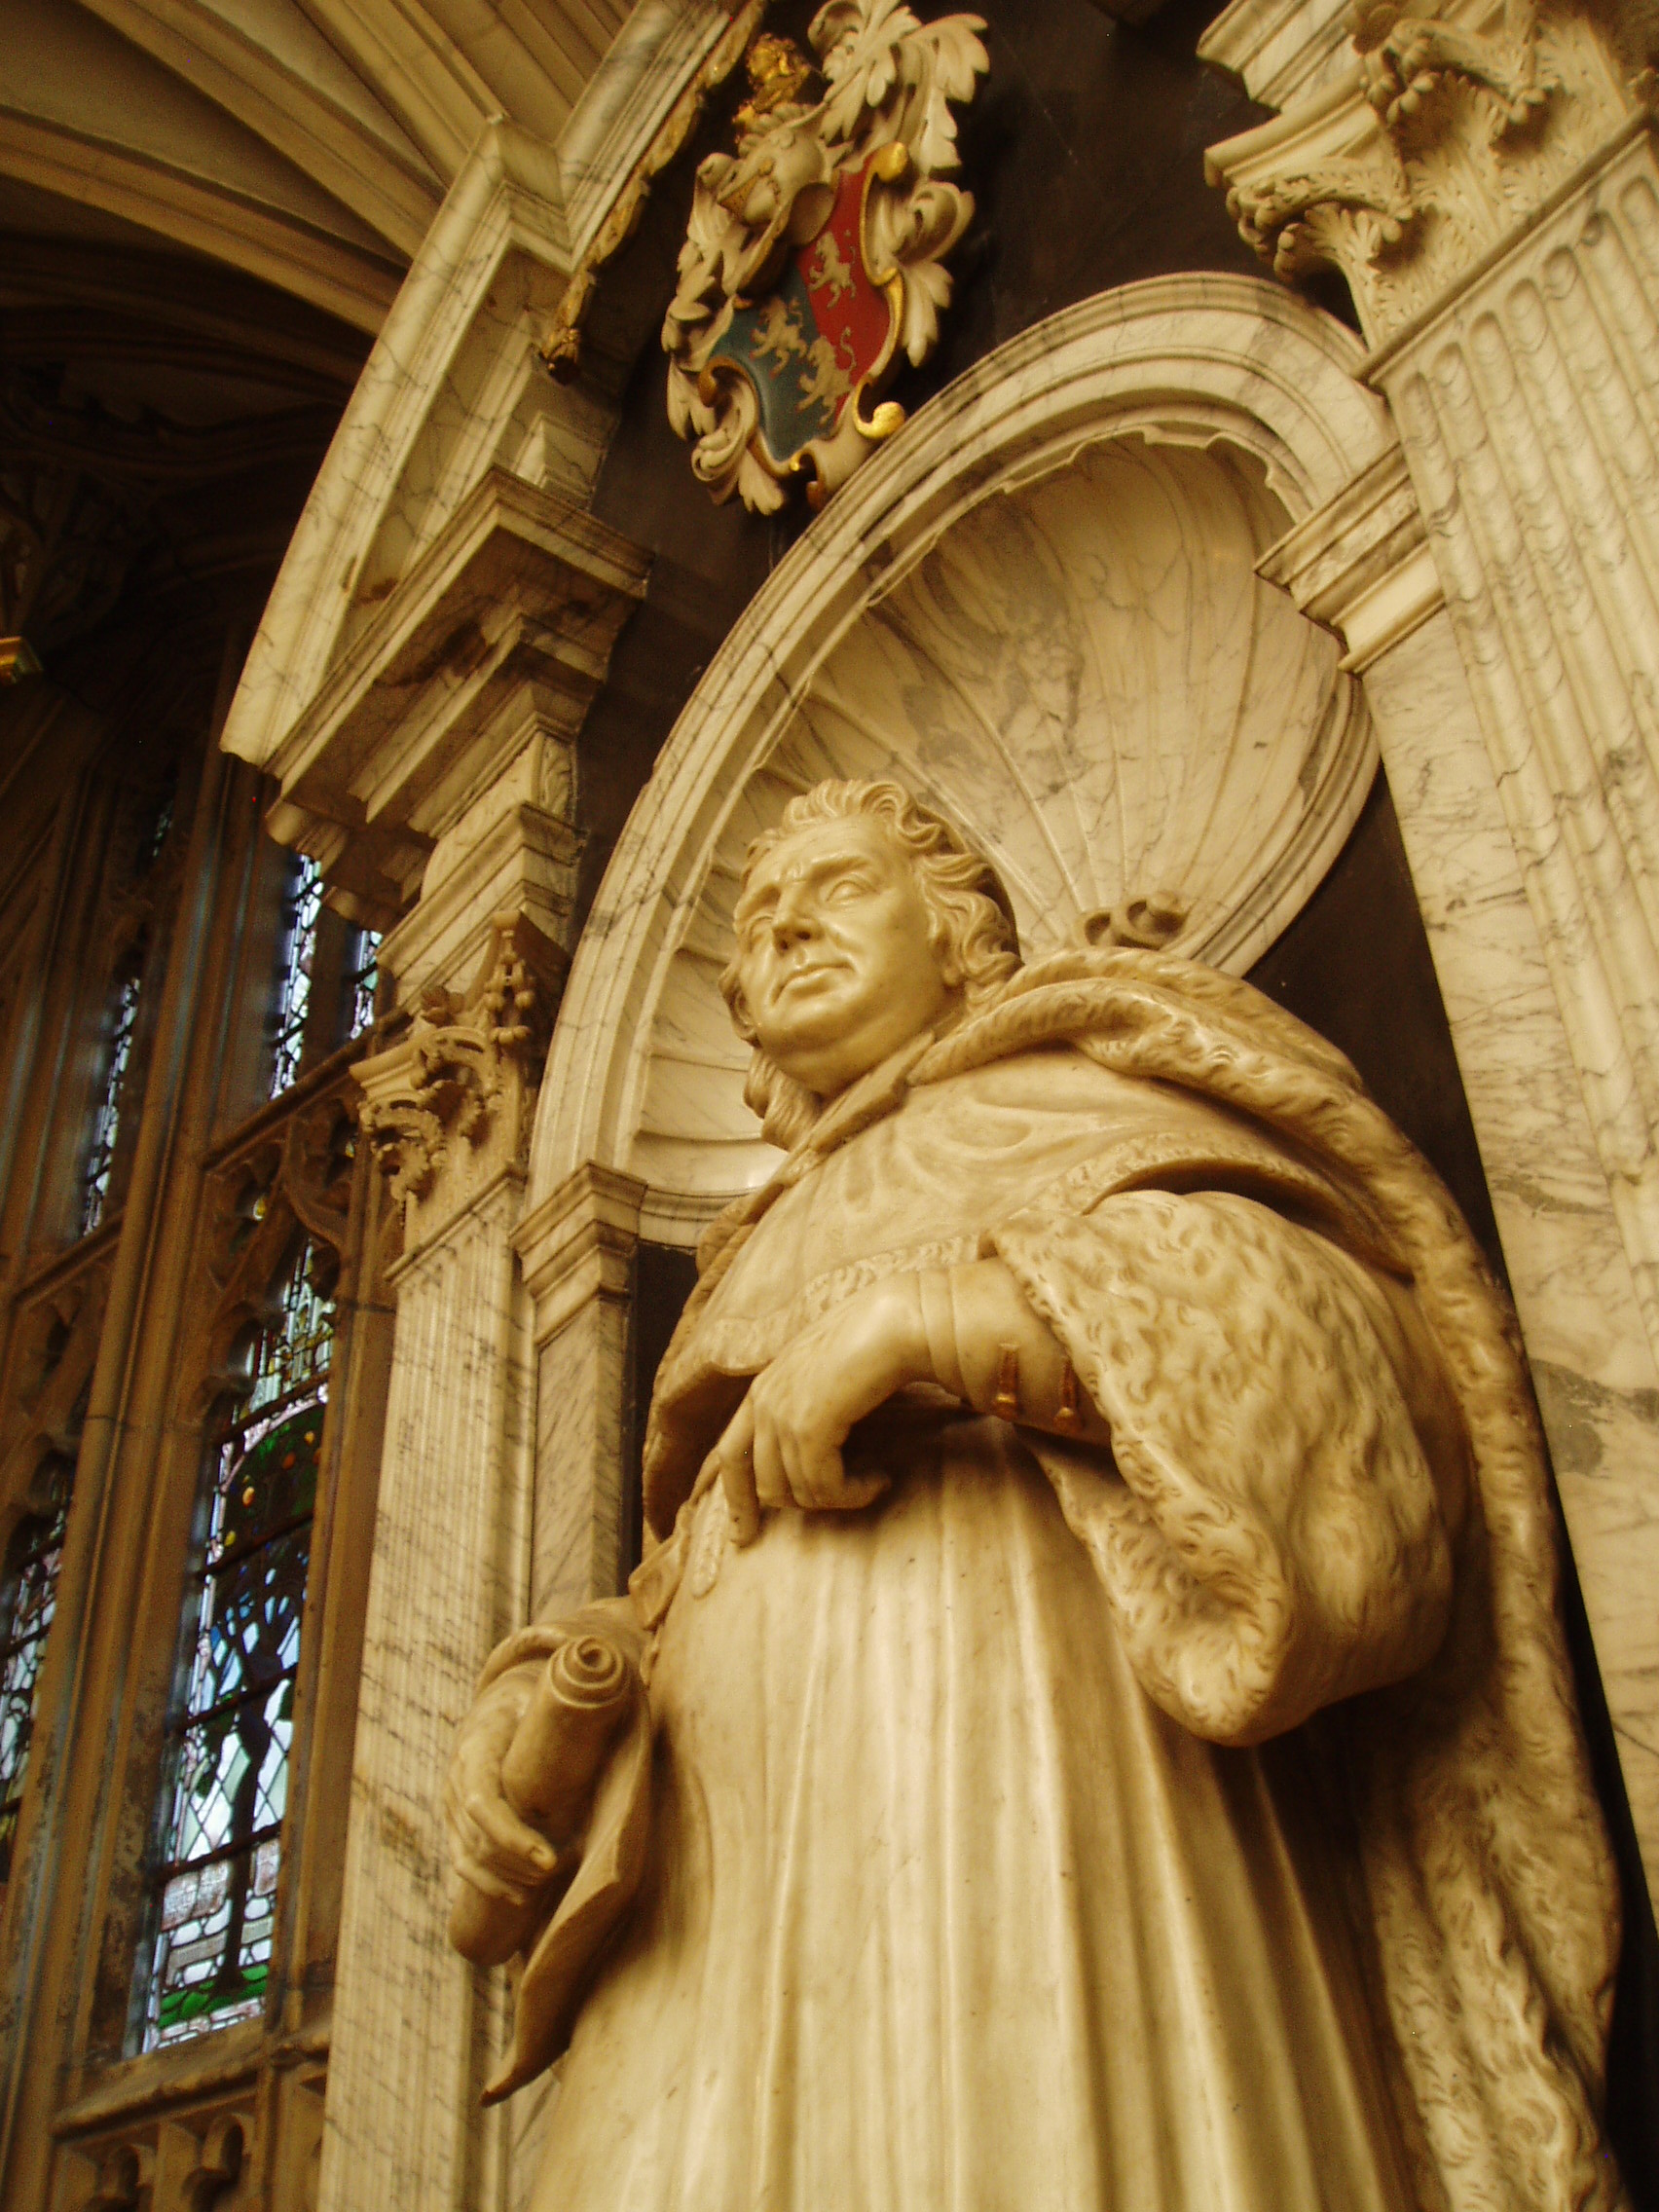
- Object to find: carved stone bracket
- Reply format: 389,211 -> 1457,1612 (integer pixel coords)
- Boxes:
355,912 -> 569,1256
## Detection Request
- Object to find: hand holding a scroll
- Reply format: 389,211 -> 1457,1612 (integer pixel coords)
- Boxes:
446,1665 -> 559,1910
446,1607 -> 645,1966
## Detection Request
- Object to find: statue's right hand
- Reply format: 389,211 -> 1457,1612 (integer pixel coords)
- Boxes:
444,1666 -> 560,1907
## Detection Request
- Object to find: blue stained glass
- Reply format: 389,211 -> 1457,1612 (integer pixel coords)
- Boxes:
268,856 -> 323,1098
81,968 -> 141,1235
0,1456 -> 74,1889
141,1240 -> 332,2048
346,927 -> 380,1040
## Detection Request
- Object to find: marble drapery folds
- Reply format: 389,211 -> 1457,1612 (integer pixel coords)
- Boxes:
465,948 -> 1621,2212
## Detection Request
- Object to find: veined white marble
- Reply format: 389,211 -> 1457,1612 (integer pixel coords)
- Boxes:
218,3 -> 745,810
1372,129 -> 1659,1369
558,0 -> 747,268
324,931 -> 558,2212
1360,608 -> 1659,1906
516,1166 -> 646,1618
1198,0 -> 1354,114
317,1186 -> 534,2212
1206,0 -> 1659,1904
221,123 -> 590,781
532,276 -> 1395,1239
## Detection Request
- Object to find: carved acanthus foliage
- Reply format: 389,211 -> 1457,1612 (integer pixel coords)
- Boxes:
355,913 -> 566,1242
1207,0 -> 1647,343
662,1 -> 987,513
1349,0 -> 1552,129
1223,150 -> 1417,280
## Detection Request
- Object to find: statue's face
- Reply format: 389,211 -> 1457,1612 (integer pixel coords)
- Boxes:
733,816 -> 960,1097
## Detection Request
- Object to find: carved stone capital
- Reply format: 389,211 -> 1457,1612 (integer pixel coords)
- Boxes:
354,912 -> 568,1253
1205,0 -> 1655,346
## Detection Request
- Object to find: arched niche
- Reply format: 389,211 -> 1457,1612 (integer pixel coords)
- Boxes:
531,274 -> 1398,1242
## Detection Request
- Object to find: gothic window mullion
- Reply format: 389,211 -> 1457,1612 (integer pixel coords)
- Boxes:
0,1453 -> 75,1891
139,1236 -> 333,2048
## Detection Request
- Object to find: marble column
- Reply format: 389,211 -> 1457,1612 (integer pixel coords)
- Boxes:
1208,0 -> 1659,1360
1262,424 -> 1659,1900
316,916 -> 562,2212
1372,152 -> 1659,1348
515,1164 -> 646,1623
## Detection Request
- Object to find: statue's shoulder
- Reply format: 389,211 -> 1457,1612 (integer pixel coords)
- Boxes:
920,947 -> 1364,1102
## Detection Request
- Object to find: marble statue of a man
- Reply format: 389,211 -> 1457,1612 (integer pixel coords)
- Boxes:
447,779 -> 1625,2212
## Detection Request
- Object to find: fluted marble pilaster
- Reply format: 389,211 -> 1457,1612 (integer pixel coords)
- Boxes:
318,919 -> 560,2212
315,1186 -> 533,2212
1265,426 -> 1659,1901
1374,129 -> 1659,1357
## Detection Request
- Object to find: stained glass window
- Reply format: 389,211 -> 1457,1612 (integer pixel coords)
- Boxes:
268,856 -> 323,1098
345,926 -> 380,1039
140,772 -> 176,872
81,966 -> 142,1235
141,1240 -> 332,2047
0,1454 -> 74,1893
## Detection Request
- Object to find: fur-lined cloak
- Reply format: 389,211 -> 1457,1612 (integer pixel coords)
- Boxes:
510,949 -> 1622,2212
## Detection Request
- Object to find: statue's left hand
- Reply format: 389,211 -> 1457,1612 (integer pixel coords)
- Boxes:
445,1666 -> 561,1908
706,1275 -> 931,1545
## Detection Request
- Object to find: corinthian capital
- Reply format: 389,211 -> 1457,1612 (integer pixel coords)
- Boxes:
354,912 -> 568,1250
1204,0 -> 1653,347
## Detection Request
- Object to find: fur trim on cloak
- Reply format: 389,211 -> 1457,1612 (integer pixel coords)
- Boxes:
640,945 -> 1625,2212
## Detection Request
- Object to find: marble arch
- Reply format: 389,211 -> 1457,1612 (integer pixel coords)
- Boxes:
530,272 -> 1402,1238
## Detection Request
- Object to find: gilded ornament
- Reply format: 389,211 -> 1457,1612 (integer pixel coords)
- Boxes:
662,1 -> 988,512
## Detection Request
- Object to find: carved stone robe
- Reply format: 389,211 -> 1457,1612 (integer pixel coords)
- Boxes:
513,951 -> 1621,2212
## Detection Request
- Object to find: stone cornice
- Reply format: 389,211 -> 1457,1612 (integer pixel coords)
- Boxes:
263,469 -> 647,922
1257,443 -> 1442,669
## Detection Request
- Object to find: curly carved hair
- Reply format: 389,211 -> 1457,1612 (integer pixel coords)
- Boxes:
719,779 -> 1021,1148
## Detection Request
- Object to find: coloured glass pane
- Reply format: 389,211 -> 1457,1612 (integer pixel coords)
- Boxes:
0,1456 -> 74,1885
142,1240 -> 330,2048
268,856 -> 323,1097
81,968 -> 141,1235
346,927 -> 380,1039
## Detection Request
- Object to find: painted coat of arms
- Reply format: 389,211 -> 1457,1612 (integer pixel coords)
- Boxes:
663,1 -> 988,513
